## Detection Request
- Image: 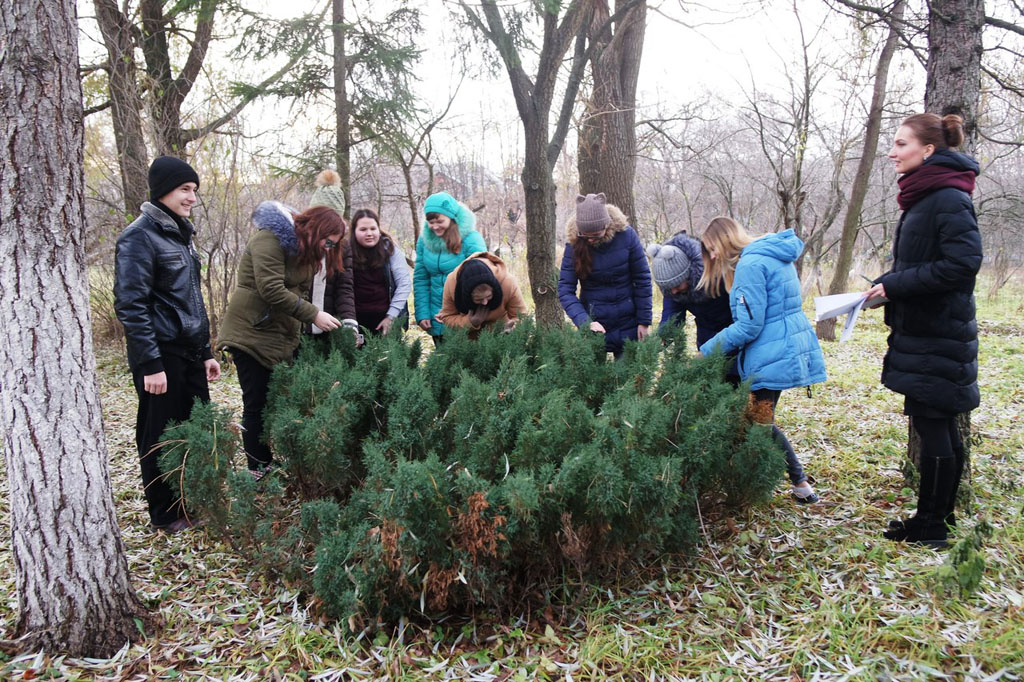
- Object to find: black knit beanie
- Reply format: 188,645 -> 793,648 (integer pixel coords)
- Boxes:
148,155 -> 200,202
454,258 -> 503,314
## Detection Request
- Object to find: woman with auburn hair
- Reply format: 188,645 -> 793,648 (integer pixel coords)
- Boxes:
348,207 -> 411,335
413,191 -> 487,345
218,202 -> 346,476
558,192 -> 652,357
697,216 -> 826,504
864,113 -> 982,549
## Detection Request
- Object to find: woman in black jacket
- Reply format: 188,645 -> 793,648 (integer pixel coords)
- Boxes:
864,113 -> 983,549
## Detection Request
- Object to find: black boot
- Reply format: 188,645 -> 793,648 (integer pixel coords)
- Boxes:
883,455 -> 958,549
943,439 -> 966,528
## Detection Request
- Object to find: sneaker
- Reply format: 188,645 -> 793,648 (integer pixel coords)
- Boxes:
791,485 -> 819,505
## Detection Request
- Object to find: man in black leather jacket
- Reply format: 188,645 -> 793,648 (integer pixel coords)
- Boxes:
114,156 -> 220,533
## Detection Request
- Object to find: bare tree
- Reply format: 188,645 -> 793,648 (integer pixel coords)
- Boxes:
817,0 -> 906,340
577,0 -> 647,224
459,0 -> 642,325
89,0 -> 319,214
739,2 -> 827,276
0,0 -> 153,655
925,0 -> 985,151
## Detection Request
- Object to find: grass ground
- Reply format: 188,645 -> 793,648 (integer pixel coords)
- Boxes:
1,279 -> 1022,680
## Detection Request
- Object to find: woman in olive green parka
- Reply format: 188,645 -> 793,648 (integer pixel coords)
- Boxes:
218,201 -> 347,473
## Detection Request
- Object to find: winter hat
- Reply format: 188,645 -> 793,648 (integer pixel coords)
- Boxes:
647,243 -> 692,291
576,193 -> 611,234
424,192 -> 461,221
148,155 -> 200,202
309,169 -> 346,217
453,258 -> 503,314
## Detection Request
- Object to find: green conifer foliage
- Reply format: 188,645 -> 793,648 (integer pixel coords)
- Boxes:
166,321 -> 786,626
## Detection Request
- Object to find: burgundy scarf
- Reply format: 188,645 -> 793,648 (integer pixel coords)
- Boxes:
897,164 -> 976,211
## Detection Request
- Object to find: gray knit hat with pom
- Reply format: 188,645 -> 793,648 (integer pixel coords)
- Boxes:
309,169 -> 346,217
647,243 -> 691,291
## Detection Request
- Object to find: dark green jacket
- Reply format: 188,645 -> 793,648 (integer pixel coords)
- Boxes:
218,202 -> 319,368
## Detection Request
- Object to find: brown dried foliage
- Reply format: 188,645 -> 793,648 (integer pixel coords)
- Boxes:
424,562 -> 460,612
454,491 -> 507,565
745,394 -> 776,425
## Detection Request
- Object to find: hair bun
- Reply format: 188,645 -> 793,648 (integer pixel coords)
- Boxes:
315,168 -> 341,187
941,114 -> 966,149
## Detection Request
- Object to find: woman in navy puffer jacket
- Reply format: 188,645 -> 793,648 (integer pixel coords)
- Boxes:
558,193 -> 652,356
698,217 -> 826,504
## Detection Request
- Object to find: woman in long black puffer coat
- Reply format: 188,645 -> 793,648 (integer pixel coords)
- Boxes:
864,112 -> 983,549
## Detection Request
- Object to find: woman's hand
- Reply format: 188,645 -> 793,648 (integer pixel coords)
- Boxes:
314,311 -> 341,331
503,318 -> 518,334
637,324 -> 650,340
863,282 -> 887,306
419,318 -> 432,331
589,321 -> 606,333
204,358 -> 221,381
376,316 -> 394,335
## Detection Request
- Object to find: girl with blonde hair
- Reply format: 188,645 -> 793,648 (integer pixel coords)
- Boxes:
697,217 -> 826,504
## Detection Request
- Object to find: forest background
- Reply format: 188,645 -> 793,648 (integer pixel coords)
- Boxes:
1,0 -> 1023,678
76,0 -> 1024,334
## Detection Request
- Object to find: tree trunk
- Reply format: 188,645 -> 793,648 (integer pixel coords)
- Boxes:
925,0 -> 984,153
140,0 -> 185,154
817,0 -> 904,341
93,0 -> 150,217
333,0 -> 352,219
906,0 -> 983,484
577,0 -> 646,227
0,0 -> 154,656
523,121 -> 562,327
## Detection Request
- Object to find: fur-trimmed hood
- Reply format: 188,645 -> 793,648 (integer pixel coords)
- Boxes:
252,200 -> 298,256
565,203 -> 629,245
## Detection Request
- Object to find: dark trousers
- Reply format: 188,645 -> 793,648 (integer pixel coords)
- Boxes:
231,348 -> 274,470
911,416 -> 960,461
132,353 -> 209,527
751,388 -> 808,486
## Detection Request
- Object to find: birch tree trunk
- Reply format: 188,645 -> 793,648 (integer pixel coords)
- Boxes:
0,0 -> 153,656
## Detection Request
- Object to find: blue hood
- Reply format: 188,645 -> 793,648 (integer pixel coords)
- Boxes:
252,200 -> 298,256
924,148 -> 980,176
741,228 -> 804,265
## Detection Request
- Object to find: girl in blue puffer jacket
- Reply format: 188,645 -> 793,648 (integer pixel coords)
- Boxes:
697,217 -> 826,504
558,193 -> 653,356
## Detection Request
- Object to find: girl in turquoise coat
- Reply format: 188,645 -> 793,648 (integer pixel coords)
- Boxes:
413,192 -> 487,345
697,217 -> 826,504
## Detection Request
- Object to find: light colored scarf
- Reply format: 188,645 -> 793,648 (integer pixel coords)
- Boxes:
311,257 -> 327,334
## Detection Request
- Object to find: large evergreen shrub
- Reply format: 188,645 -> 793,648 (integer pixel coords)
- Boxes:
161,321 -> 783,626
